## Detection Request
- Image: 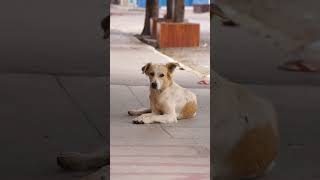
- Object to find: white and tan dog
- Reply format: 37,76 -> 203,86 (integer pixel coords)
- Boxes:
128,62 -> 198,124
213,71 -> 279,179
210,5 -> 279,179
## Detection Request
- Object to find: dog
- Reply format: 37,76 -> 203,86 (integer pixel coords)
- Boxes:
57,148 -> 108,171
128,62 -> 198,124
213,71 -> 279,179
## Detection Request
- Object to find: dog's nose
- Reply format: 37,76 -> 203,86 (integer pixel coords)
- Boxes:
151,82 -> 157,89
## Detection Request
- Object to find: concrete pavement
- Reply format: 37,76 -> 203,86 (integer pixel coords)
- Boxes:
0,74 -> 107,180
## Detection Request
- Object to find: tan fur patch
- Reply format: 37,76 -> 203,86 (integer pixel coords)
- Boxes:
226,124 -> 278,178
180,101 -> 197,119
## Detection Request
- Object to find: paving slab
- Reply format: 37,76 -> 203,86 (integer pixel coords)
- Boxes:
111,33 -> 209,89
110,85 -> 146,126
59,76 -> 108,137
0,74 -> 104,180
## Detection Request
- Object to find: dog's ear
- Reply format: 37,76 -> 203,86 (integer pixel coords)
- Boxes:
166,62 -> 179,74
142,63 -> 152,74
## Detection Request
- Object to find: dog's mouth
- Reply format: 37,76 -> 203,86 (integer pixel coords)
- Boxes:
151,85 -> 161,91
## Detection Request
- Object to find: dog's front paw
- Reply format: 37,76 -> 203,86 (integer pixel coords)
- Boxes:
132,119 -> 144,124
132,114 -> 152,124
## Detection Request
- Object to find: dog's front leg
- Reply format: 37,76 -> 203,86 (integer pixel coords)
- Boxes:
133,113 -> 177,124
128,108 -> 152,116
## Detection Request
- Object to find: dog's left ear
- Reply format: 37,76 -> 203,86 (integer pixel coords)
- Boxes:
142,63 -> 152,74
166,62 -> 179,74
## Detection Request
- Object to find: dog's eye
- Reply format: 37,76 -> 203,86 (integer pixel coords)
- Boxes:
150,72 -> 154,76
159,74 -> 164,77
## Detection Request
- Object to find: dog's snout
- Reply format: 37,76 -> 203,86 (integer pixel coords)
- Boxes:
151,82 -> 157,89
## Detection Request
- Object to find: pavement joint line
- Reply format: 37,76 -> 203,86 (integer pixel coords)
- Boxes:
191,146 -> 210,157
53,75 -> 105,138
126,85 -> 144,107
160,124 -> 175,139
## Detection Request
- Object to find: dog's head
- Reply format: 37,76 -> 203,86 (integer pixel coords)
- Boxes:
141,62 -> 179,91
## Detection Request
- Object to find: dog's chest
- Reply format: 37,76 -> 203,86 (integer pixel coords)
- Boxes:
149,94 -> 164,113
149,91 -> 173,113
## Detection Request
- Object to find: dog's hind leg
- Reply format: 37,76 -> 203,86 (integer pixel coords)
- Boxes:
128,108 -> 151,116
80,166 -> 108,180
57,146 -> 109,171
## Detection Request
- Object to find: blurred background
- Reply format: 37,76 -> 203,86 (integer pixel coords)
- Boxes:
213,1 -> 320,179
